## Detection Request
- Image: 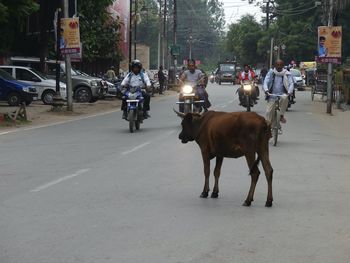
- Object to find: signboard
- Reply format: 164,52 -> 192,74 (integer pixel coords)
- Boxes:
170,45 -> 180,56
317,26 -> 342,64
300,61 -> 316,69
60,18 -> 81,55
183,59 -> 201,66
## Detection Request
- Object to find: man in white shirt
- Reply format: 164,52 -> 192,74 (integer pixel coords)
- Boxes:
263,59 -> 294,124
121,60 -> 152,119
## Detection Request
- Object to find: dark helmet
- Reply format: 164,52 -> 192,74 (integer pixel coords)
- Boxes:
131,59 -> 142,69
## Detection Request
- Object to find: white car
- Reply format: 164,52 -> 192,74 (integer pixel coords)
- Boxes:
0,65 -> 67,104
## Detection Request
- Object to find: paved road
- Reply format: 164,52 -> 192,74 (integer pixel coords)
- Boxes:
1,83 -> 350,263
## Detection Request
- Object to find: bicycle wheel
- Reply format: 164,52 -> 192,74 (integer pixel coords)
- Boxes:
273,108 -> 278,146
311,86 -> 315,101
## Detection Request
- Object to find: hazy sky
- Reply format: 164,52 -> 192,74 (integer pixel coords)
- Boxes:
221,0 -> 264,26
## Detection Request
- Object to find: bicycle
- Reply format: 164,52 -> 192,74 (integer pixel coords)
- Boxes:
267,93 -> 288,146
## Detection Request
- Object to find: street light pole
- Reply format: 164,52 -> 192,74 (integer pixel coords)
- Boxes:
63,0 -> 73,111
134,0 -> 138,59
129,0 -> 133,69
326,0 -> 334,114
173,0 -> 177,68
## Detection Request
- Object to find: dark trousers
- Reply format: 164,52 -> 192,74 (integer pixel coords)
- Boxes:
121,91 -> 151,112
159,81 -> 164,94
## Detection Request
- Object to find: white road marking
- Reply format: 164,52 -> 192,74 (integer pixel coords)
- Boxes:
30,168 -> 90,192
121,142 -> 151,155
0,131 -> 10,136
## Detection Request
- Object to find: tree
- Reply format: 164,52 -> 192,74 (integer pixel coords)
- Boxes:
77,0 -> 122,62
226,15 -> 264,66
0,0 -> 39,55
136,0 -> 225,68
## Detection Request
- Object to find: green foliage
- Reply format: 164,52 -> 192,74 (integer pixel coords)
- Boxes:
137,0 -> 226,68
0,0 -> 39,54
77,0 -> 122,62
226,15 -> 264,66
227,0 -> 350,66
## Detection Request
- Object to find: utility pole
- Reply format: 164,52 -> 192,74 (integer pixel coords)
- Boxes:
270,37 -> 274,68
129,0 -> 133,68
189,35 -> 193,60
327,0 -> 334,114
134,0 -> 138,59
266,0 -> 270,30
63,0 -> 73,111
53,8 -> 63,112
173,0 -> 177,68
162,0 -> 167,68
158,0 -> 163,68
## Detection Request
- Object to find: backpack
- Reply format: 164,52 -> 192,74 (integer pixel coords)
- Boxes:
127,71 -> 146,86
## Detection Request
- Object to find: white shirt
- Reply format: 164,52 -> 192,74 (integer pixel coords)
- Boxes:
121,72 -> 151,87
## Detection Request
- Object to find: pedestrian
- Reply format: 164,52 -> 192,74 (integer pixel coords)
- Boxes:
158,65 -> 166,94
260,65 -> 268,84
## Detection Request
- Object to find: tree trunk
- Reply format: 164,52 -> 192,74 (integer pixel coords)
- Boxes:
39,0 -> 49,73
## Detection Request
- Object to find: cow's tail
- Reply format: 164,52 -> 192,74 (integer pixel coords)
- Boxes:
249,156 -> 260,176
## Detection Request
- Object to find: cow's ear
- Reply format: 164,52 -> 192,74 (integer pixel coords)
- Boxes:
184,113 -> 193,122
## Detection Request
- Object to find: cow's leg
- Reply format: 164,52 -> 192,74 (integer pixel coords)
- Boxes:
200,151 -> 211,198
211,156 -> 223,198
260,152 -> 274,207
243,153 -> 260,207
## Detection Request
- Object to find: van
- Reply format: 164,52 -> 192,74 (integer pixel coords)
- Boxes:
0,69 -> 38,106
0,65 -> 67,105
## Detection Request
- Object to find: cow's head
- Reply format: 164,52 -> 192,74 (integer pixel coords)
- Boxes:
173,109 -> 202,143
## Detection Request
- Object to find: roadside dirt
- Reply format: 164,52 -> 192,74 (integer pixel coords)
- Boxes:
0,90 -> 177,131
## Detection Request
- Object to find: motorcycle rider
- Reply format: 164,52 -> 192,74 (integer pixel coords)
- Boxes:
263,59 -> 294,124
179,59 -> 211,112
120,60 -> 152,120
238,64 -> 259,105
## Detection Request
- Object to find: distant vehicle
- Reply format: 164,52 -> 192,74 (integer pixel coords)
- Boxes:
215,61 -> 236,85
0,65 -> 66,105
0,69 -> 37,106
290,69 -> 305,90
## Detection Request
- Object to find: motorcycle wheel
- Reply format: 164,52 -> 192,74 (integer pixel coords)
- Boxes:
246,96 -> 251,112
135,113 -> 140,130
128,111 -> 135,133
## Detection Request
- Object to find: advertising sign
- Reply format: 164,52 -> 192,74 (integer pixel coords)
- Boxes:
60,18 -> 81,55
317,26 -> 342,64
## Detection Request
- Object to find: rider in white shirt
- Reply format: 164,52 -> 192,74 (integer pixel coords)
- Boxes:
121,60 -> 152,119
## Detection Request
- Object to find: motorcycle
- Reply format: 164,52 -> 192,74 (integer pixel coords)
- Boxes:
176,84 -> 205,114
124,86 -> 145,133
238,80 -> 257,112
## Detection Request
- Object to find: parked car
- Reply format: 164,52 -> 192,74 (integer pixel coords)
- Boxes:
9,57 -> 105,103
0,65 -> 66,105
0,69 -> 37,106
290,69 -> 305,90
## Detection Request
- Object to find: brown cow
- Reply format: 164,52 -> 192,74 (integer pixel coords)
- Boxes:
175,110 -> 273,207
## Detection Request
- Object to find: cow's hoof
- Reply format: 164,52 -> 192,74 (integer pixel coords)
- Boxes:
211,192 -> 219,198
200,192 -> 209,198
265,201 -> 273,207
243,200 -> 251,207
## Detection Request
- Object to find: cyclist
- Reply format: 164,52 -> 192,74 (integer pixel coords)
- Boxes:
263,59 -> 294,125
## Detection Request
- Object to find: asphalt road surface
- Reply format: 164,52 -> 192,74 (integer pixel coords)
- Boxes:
1,83 -> 349,263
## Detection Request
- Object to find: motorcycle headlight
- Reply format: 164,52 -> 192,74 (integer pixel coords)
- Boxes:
243,84 -> 252,91
182,85 -> 193,94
